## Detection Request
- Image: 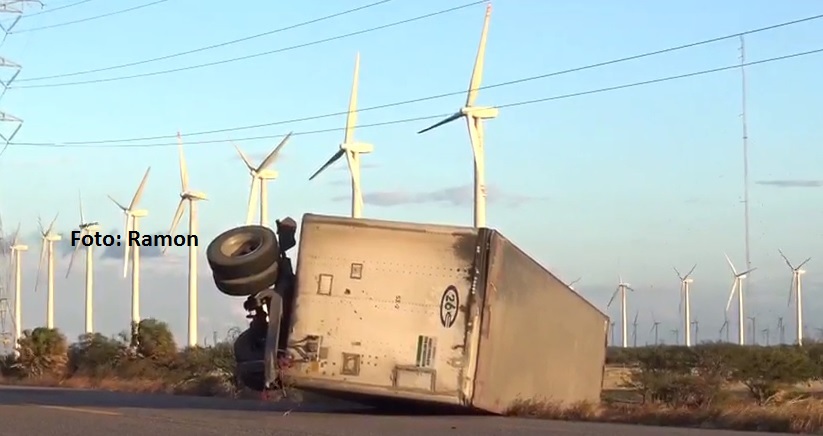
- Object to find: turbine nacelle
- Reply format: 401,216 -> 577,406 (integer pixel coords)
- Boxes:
342,141 -> 374,154
797,269 -> 806,275
256,169 -> 278,180
130,209 -> 149,218
182,191 -> 208,201
81,224 -> 101,232
44,233 -> 62,242
462,105 -> 499,119
10,244 -> 28,251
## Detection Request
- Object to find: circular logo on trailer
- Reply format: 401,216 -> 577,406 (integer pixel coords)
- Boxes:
440,285 -> 459,328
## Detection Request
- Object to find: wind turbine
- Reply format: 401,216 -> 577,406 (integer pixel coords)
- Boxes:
607,276 -> 634,348
609,321 -> 616,346
761,328 -> 770,346
168,132 -> 208,347
34,214 -> 61,329
649,312 -> 661,345
748,316 -> 757,345
631,311 -> 639,347
778,249 -> 810,346
417,3 -> 497,228
674,264 -> 696,347
66,192 -> 100,334
108,167 -> 150,332
720,316 -> 730,342
308,53 -> 372,218
691,319 -> 700,344
724,253 -> 755,345
234,132 -> 293,227
9,224 -> 26,356
777,317 -> 785,344
671,328 -> 680,345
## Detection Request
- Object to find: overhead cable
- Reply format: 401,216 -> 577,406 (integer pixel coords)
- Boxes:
11,46 -> 823,148
14,11 -> 823,145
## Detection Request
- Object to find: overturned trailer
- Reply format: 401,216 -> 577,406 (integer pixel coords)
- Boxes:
207,214 -> 608,414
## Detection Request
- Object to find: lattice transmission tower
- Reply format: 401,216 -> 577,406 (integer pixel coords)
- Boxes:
0,0 -> 40,156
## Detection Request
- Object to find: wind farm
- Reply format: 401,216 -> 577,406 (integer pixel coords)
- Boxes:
0,1 -> 821,432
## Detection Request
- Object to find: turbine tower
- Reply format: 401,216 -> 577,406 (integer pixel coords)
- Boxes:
650,312 -> 661,345
108,167 -> 150,332
34,214 -> 60,329
724,253 -> 755,345
417,3 -> 497,228
778,249 -> 810,346
9,224 -> 26,356
66,192 -> 100,334
606,276 -> 634,348
234,132 -> 292,227
674,264 -> 696,347
168,132 -> 208,347
309,53 -> 372,218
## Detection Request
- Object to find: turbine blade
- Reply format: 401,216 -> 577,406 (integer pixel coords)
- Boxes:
466,3 -> 491,107
309,149 -> 346,181
633,311 -> 639,324
108,195 -> 127,211
47,213 -> 59,234
78,190 -> 85,224
739,267 -> 757,276
606,288 -> 619,308
725,280 -> 737,312
65,229 -> 84,278
164,200 -> 186,254
12,222 -> 20,245
787,273 -> 794,307
778,248 -> 793,269
129,167 -> 151,210
724,252 -> 738,275
673,266 -> 682,280
417,112 -> 462,134
258,132 -> 292,172
177,132 -> 189,192
344,53 -> 360,144
685,264 -> 697,279
246,178 -> 260,225
233,142 -> 255,171
797,257 -> 811,269
34,238 -> 45,293
168,199 -> 186,237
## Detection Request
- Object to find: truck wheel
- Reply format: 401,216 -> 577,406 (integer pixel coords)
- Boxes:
234,328 -> 265,362
214,261 -> 279,297
207,225 -> 279,280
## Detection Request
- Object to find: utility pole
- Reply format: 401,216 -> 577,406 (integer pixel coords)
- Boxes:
0,0 -> 38,157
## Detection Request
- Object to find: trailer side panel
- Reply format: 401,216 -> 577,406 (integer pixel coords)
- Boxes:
471,232 -> 609,413
285,214 -> 481,403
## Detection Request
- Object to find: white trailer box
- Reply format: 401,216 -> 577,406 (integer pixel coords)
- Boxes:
282,214 -> 608,414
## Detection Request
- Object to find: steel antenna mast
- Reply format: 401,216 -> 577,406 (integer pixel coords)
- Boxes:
739,36 -> 751,273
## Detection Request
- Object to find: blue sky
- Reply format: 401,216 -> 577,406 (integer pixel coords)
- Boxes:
0,0 -> 821,347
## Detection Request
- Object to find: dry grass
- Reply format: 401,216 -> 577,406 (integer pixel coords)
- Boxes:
2,374 -> 236,397
508,399 -> 823,433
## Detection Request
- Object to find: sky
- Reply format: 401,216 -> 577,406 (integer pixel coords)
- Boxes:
0,0 -> 820,348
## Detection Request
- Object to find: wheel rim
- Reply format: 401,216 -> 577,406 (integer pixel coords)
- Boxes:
221,233 -> 262,258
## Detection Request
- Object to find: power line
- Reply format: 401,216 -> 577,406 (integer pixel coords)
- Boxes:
12,46 -> 823,148
17,11 -> 823,145
19,0 -> 394,82
16,0 -> 93,19
13,1 -> 487,88
10,0 -> 168,34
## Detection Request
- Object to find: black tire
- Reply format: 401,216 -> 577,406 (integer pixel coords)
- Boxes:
214,261 -> 279,297
234,328 -> 265,362
207,225 -> 278,280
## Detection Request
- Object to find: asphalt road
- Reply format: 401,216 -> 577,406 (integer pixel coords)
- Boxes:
0,385 -> 790,435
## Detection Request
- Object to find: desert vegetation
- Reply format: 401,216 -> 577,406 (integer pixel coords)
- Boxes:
4,323 -> 823,433
510,342 -> 823,433
0,318 -> 239,397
